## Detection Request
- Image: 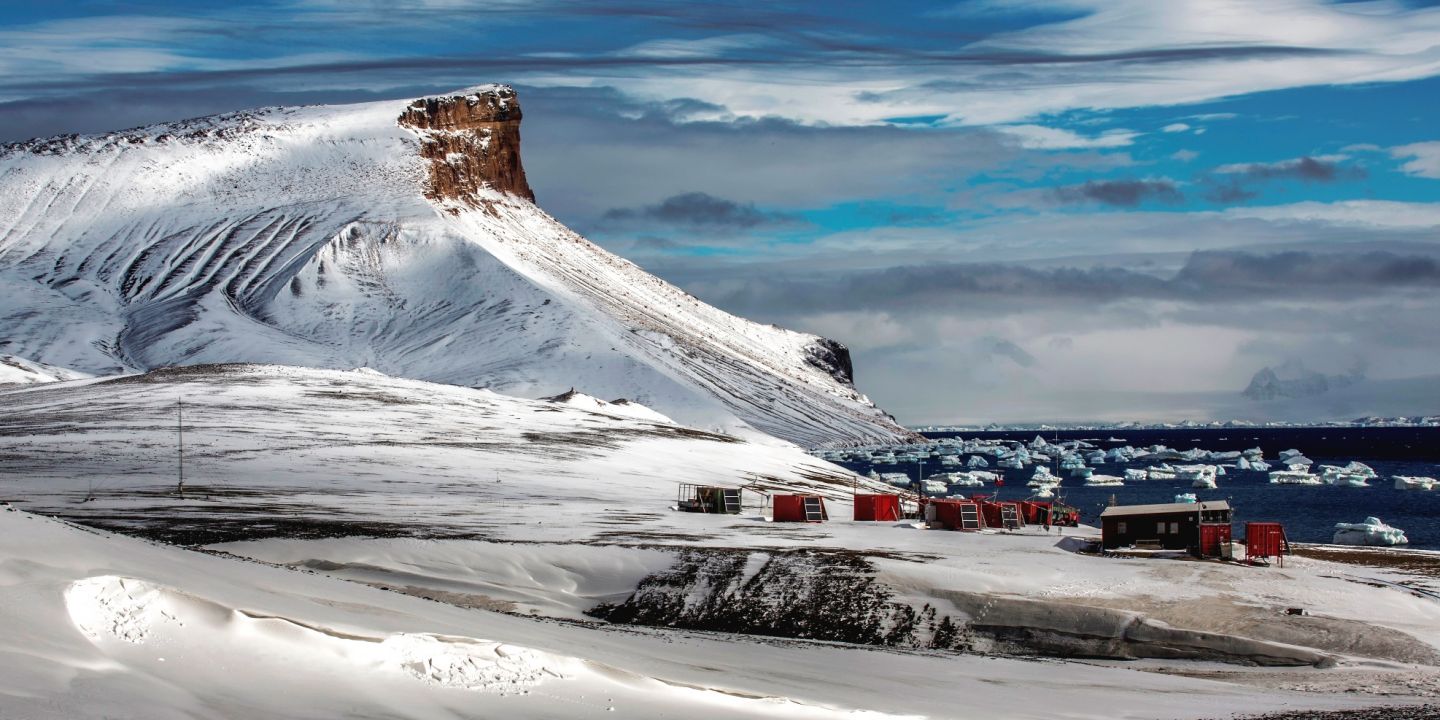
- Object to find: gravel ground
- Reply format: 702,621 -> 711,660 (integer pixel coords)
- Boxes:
1226,705 -> 1440,719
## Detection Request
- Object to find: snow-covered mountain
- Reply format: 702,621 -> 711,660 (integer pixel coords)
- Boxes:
0,85 -> 912,447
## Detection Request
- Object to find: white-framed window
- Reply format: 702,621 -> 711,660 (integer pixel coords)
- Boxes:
1157,521 -> 1166,534
1117,521 -> 1127,534
1170,522 -> 1179,534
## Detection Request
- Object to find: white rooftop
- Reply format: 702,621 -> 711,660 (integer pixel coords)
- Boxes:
1100,500 -> 1231,518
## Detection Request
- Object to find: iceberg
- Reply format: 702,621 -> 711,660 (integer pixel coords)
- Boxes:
966,455 -> 990,469
1084,474 -> 1125,487
1145,464 -> 1178,481
1342,461 -> 1377,479
1269,469 -> 1322,485
1393,476 -> 1437,491
1124,468 -> 1149,482
1319,465 -> 1369,487
1086,451 -> 1107,465
1176,464 -> 1218,489
1174,493 -> 1198,504
879,472 -> 912,488
1332,517 -> 1408,546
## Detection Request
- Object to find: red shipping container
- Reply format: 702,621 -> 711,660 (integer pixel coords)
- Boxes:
854,494 -> 901,522
1199,523 -> 1232,558
929,499 -> 982,531
773,494 -> 827,522
1246,522 -> 1288,565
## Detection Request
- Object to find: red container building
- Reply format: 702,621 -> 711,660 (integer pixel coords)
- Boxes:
928,498 -> 984,531
853,494 -> 901,522
1245,522 -> 1290,566
773,494 -> 827,522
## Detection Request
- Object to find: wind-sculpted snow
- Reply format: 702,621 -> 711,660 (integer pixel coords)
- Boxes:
0,85 -> 911,447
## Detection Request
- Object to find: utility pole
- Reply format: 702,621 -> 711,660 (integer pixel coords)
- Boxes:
177,397 -> 184,496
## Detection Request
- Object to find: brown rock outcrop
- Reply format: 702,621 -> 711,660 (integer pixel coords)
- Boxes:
397,85 -> 535,206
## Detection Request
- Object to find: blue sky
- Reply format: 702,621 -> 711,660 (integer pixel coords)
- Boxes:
3,0 -> 1439,423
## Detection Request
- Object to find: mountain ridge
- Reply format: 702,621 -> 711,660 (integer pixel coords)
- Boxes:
0,84 -> 914,447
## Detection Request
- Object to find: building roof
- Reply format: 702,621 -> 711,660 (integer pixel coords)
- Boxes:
1100,500 -> 1230,518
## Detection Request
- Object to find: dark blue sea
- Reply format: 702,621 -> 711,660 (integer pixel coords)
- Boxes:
832,427 -> 1440,550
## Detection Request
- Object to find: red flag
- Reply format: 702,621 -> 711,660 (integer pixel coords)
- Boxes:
996,479 -> 1005,487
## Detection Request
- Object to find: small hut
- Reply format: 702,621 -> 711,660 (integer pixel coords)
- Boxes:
1245,522 -> 1290,566
773,494 -> 827,522
677,484 -> 742,514
853,494 -> 901,522
975,496 -> 1025,530
928,498 -> 984,531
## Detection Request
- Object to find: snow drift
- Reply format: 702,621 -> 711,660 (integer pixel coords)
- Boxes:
0,85 -> 911,447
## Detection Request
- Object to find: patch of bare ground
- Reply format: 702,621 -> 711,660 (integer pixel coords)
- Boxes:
1069,592 -> 1440,666
1219,703 -> 1440,719
1292,545 -> 1440,579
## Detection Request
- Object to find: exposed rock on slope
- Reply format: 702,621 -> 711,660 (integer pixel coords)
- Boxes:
397,87 -> 534,205
0,85 -> 912,447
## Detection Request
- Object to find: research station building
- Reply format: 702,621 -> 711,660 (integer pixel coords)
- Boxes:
1100,500 -> 1232,554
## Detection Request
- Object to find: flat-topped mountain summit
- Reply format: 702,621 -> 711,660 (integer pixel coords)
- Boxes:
0,85 -> 911,447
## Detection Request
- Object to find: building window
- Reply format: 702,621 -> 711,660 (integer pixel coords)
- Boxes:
1117,521 -> 1127,534
1157,521 -> 1166,534
1170,522 -> 1179,534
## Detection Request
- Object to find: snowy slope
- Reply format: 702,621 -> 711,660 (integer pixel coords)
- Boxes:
0,354 -> 88,385
0,85 -> 911,447
0,363 -> 891,542
5,507 -> 1359,720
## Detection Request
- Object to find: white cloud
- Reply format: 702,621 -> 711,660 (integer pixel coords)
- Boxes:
1390,141 -> 1440,179
1221,200 -> 1440,228
1162,123 -> 1191,133
994,124 -> 1137,149
576,0 -> 1440,127
1171,149 -> 1199,162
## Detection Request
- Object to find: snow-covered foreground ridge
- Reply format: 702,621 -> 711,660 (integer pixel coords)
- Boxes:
0,84 -> 911,447
0,363 -> 894,542
1,508 -> 1413,720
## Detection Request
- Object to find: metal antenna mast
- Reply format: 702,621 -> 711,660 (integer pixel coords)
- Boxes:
177,397 -> 184,495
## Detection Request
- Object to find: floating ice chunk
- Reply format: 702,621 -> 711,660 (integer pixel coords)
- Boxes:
1393,476 -> 1437,491
1333,517 -> 1408,546
1269,469 -> 1322,485
1174,493 -> 1198,504
1319,465 -> 1370,487
966,455 -> 989,469
997,455 -> 1025,469
1342,461 -> 1377,478
1124,469 -> 1148,482
1176,465 -> 1219,489
1146,464 -> 1178,481
1084,474 -> 1125,487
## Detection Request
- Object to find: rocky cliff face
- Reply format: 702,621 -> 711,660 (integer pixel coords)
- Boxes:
398,87 -> 534,206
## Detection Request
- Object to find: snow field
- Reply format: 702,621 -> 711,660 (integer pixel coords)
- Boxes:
6,507 -> 1341,720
